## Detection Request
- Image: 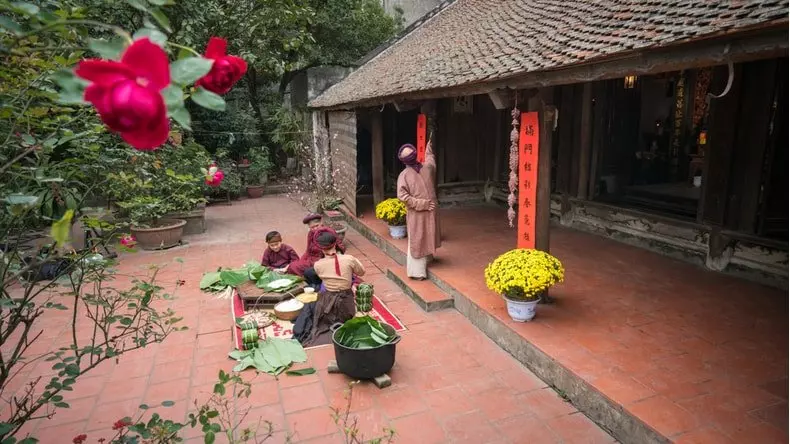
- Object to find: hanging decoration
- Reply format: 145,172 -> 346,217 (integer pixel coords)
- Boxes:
507,100 -> 519,227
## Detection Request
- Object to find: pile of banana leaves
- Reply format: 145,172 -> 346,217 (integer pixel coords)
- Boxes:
228,338 -> 314,376
199,261 -> 302,293
334,316 -> 398,349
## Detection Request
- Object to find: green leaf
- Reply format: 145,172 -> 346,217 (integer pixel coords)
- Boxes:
285,368 -> 316,376
218,270 -> 247,287
0,424 -> 13,436
0,15 -> 22,34
125,0 -> 149,12
191,87 -> 226,111
161,400 -> 175,407
10,2 -> 39,15
133,28 -> 167,47
50,210 -> 74,248
64,363 -> 79,376
150,7 -> 172,32
139,404 -> 150,410
53,402 -> 69,408
162,85 -> 184,112
119,317 -> 133,326
177,47 -> 192,60
171,57 -> 213,86
88,38 -> 127,60
204,431 -> 215,444
18,438 -> 38,444
199,272 -> 221,289
212,383 -> 225,396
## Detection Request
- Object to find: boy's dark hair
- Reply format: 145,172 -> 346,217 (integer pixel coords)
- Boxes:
265,231 -> 282,243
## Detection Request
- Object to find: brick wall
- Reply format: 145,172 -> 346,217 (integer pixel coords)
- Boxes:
328,111 -> 357,215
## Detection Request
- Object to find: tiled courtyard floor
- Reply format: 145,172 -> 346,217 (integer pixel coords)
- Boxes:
356,203 -> 789,443
10,196 -> 613,443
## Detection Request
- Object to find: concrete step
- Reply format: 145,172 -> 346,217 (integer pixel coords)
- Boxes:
386,266 -> 454,312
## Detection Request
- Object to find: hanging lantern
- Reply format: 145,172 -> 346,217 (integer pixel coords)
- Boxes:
624,75 -> 637,89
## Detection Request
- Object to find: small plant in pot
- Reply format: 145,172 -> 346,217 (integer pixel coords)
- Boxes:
484,249 -> 565,322
245,147 -> 273,198
375,198 -> 407,239
117,196 -> 186,250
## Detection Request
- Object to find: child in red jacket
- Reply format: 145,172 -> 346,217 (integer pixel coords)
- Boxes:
260,231 -> 299,272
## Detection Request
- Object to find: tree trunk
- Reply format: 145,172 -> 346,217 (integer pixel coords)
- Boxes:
245,66 -> 265,129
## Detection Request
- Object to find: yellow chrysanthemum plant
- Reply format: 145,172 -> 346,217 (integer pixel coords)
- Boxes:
484,249 -> 565,302
375,198 -> 407,226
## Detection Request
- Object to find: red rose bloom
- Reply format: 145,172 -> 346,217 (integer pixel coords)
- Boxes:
73,434 -> 87,444
196,37 -> 247,95
112,418 -> 132,430
76,38 -> 171,151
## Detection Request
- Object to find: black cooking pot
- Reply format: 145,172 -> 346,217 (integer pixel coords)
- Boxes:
331,322 -> 401,379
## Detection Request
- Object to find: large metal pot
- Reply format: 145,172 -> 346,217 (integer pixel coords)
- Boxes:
331,322 -> 400,379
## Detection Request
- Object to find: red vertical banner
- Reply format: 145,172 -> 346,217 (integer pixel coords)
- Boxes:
517,112 -> 539,249
416,113 -> 427,163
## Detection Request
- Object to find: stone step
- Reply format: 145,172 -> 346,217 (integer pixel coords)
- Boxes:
386,266 -> 454,312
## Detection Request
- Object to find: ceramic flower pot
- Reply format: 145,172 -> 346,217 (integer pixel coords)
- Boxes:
388,224 -> 407,239
246,185 -> 265,198
130,219 -> 186,250
503,296 -> 541,322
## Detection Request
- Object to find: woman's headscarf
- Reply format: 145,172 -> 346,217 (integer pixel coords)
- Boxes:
315,231 -> 340,276
398,144 -> 422,173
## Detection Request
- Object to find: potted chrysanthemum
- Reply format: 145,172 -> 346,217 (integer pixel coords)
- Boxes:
484,249 -> 564,322
375,198 -> 407,239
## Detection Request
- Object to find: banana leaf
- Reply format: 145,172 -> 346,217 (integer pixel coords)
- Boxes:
229,338 -> 307,375
255,270 -> 302,292
334,316 -> 397,349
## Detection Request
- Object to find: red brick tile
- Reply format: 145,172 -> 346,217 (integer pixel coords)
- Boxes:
443,411 -> 500,443
35,419 -> 88,443
86,398 -> 142,432
494,368 -> 547,394
391,412 -> 446,443
674,427 -> 736,444
518,388 -> 577,420
47,396 -> 97,424
726,420 -> 786,444
494,414 -> 560,443
240,381 -> 280,407
108,358 -> 153,381
591,369 -> 655,405
243,404 -> 287,433
374,386 -> 427,419
470,387 -> 529,422
150,358 -> 192,384
70,375 -> 109,400
629,395 -> 698,437
344,408 -> 392,442
191,361 -> 235,387
422,387 -> 476,419
281,382 -> 328,414
459,374 -> 507,396
750,401 -> 788,432
285,406 -> 339,441
545,412 -> 613,443
143,378 -> 191,405
99,375 -> 148,404
326,380 -> 376,413
277,365 -> 320,388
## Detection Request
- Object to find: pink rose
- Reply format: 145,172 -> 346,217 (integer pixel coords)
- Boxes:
120,234 -> 136,247
76,38 -> 171,150
196,37 -> 247,95
205,166 -> 224,187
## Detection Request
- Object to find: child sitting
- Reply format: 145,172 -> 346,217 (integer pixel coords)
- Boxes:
260,231 -> 299,273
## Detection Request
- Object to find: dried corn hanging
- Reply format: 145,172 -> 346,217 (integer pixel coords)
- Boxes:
507,104 -> 520,227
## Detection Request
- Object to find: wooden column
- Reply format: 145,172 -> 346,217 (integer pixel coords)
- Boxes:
371,110 -> 384,205
420,100 -> 439,195
576,82 -> 593,198
528,90 -> 555,253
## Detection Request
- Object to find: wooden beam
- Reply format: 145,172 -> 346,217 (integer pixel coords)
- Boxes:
314,26 -> 787,111
587,80 -> 608,199
371,110 -> 384,205
393,100 -> 420,112
488,89 -> 513,110
529,89 -> 555,253
576,82 -> 594,198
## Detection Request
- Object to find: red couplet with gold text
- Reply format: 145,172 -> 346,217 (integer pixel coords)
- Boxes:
518,112 -> 539,249
416,114 -> 427,163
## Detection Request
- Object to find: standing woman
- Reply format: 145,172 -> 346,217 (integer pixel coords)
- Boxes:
396,140 -> 441,280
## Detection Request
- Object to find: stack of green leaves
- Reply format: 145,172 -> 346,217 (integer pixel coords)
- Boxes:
334,316 -> 397,349
198,261 -> 302,293
355,283 -> 374,312
228,338 -> 314,376
255,269 -> 302,293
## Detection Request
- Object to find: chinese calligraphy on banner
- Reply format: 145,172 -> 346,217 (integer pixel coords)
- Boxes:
518,112 -> 539,249
416,114 -> 427,163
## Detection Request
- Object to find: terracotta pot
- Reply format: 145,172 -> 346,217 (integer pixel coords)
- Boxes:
130,219 -> 186,250
246,185 -> 265,198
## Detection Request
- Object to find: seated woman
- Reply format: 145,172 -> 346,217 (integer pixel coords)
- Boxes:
302,231 -> 365,347
287,213 -> 345,287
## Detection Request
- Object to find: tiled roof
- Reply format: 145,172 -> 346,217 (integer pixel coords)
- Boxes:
310,0 -> 788,108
